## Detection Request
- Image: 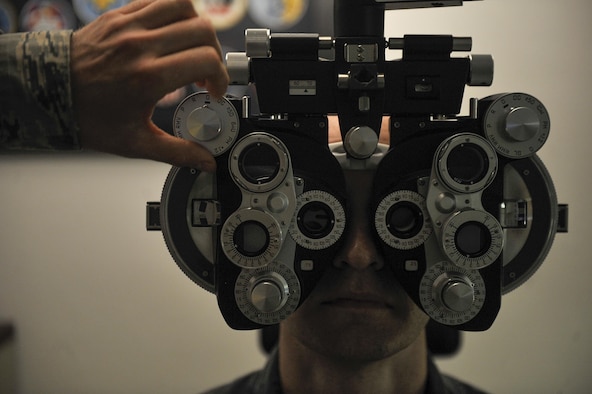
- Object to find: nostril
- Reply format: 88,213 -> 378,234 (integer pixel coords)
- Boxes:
332,227 -> 385,271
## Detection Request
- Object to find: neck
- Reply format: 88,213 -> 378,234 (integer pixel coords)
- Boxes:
278,328 -> 429,394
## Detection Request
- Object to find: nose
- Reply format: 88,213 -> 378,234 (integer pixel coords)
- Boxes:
332,170 -> 384,271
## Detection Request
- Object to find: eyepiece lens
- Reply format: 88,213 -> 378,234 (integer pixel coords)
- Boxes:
455,221 -> 491,258
387,202 -> 423,239
238,142 -> 280,185
447,144 -> 488,185
297,202 -> 334,239
233,220 -> 269,257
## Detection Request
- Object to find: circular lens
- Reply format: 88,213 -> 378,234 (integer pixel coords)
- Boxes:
454,221 -> 492,258
447,144 -> 488,185
289,190 -> 346,251
233,220 -> 270,257
436,133 -> 498,194
238,142 -> 280,185
375,190 -> 432,250
441,210 -> 503,269
297,201 -> 335,239
386,201 -> 423,239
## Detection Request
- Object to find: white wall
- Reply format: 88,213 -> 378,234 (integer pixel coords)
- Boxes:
0,0 -> 590,392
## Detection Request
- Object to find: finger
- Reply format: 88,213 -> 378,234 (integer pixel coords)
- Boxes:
143,15 -> 223,61
116,0 -> 157,14
140,127 -> 217,170
130,0 -> 197,29
153,46 -> 229,98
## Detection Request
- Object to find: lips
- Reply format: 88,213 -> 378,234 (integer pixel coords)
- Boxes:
322,294 -> 394,310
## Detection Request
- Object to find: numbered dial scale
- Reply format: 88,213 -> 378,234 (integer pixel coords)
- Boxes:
420,261 -> 486,326
374,189 -> 433,250
289,190 -> 346,250
481,93 -> 550,159
173,92 -> 240,156
235,261 -> 302,325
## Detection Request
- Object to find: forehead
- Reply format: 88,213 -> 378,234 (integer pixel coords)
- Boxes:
328,116 -> 390,144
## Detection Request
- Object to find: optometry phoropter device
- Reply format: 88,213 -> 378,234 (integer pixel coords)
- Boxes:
147,0 -> 568,331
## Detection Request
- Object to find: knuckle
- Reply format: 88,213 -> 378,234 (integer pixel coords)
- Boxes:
197,15 -> 215,32
175,0 -> 197,17
111,32 -> 144,57
193,17 -> 217,44
94,7 -> 127,31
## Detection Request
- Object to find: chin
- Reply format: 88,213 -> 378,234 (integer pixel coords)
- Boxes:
282,309 -> 428,363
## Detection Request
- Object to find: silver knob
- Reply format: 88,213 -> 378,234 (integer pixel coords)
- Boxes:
251,281 -> 283,313
187,106 -> 221,142
505,107 -> 540,142
482,93 -> 550,158
246,28 -> 271,58
226,52 -> 250,85
440,279 -> 474,313
344,126 -> 379,159
249,273 -> 289,313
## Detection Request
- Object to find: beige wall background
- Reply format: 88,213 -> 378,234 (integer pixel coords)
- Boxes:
1,0 -> 590,392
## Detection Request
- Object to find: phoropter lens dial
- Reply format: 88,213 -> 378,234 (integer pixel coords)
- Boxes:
482,93 -> 550,158
436,133 -> 498,194
289,190 -> 346,250
173,92 -> 239,156
375,190 -> 433,250
235,261 -> 301,325
229,133 -> 290,193
221,208 -> 282,269
420,261 -> 486,326
441,209 -> 504,270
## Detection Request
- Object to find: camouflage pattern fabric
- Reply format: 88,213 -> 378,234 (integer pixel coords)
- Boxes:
0,30 -> 81,151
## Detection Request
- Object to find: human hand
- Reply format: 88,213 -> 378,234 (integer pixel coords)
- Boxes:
71,0 -> 229,171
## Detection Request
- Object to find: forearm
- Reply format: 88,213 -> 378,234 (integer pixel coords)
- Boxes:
0,30 -> 81,151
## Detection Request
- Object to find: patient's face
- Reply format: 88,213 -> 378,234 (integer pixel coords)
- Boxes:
280,116 -> 429,362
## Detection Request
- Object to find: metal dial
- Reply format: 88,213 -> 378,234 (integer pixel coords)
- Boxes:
344,126 -> 379,159
441,209 -> 504,269
420,261 -> 486,326
435,133 -> 498,194
375,190 -> 433,250
235,261 -> 301,325
483,93 -> 550,158
173,92 -> 239,156
289,190 -> 346,250
229,133 -> 290,193
221,208 -> 282,269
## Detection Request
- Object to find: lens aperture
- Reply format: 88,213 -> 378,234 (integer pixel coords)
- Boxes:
222,208 -> 283,268
436,133 -> 498,194
375,190 -> 433,250
297,201 -> 335,239
441,210 -> 503,269
386,201 -> 424,239
447,144 -> 488,186
289,190 -> 346,250
229,133 -> 290,193
454,221 -> 492,258
239,142 -> 280,185
234,220 -> 270,257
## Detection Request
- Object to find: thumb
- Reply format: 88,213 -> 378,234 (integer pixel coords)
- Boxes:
143,127 -> 217,171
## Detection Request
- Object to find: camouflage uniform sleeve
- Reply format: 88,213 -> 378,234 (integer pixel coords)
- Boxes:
0,30 -> 81,151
